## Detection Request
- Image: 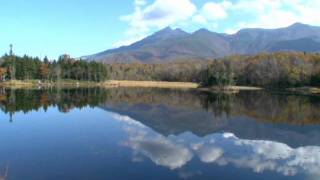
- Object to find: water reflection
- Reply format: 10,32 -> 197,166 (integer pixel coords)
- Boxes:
102,88 -> 320,148
102,88 -> 320,125
1,88 -> 320,125
0,88 -> 109,115
0,87 -> 320,179
0,163 -> 8,180
113,113 -> 320,178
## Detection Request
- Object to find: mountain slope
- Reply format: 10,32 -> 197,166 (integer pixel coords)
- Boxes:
267,38 -> 320,52
84,23 -> 320,63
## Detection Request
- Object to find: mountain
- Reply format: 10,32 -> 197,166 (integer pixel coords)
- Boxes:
84,23 -> 320,63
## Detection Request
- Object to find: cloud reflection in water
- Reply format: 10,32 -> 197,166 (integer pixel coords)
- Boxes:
112,113 -> 320,177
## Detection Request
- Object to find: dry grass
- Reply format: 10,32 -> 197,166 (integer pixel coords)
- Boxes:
215,86 -> 263,90
0,80 -> 35,88
199,85 -> 263,93
104,80 -> 199,89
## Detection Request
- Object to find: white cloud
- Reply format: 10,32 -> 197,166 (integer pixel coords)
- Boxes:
127,136 -> 193,169
192,0 -> 232,30
134,0 -> 147,6
197,146 -> 224,163
142,0 -> 197,25
192,15 -> 208,25
113,113 -> 193,169
191,133 -> 320,176
112,113 -> 145,127
225,0 -> 320,33
201,1 -> 232,21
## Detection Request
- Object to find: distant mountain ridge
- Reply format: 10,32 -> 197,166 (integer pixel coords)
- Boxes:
84,23 -> 320,63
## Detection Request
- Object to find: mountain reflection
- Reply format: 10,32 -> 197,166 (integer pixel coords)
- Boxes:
1,88 -> 320,148
113,113 -> 320,178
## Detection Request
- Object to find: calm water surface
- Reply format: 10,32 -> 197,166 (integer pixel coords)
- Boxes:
0,88 -> 319,180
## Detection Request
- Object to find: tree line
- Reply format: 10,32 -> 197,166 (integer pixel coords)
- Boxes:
202,52 -> 320,87
105,61 -> 208,82
105,52 -> 320,88
0,54 -> 108,82
1,51 -> 320,88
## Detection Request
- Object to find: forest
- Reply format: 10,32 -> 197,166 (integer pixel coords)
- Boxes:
202,52 -> 320,87
1,52 -> 320,88
0,54 -> 108,82
106,52 -> 320,88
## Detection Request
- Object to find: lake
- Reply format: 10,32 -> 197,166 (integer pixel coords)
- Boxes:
0,88 -> 319,180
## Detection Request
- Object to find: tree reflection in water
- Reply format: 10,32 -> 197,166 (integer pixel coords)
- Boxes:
1,87 -> 320,126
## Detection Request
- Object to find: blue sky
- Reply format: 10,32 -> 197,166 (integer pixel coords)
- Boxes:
1,0 -> 319,59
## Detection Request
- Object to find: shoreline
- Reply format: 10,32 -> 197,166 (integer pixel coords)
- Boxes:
0,80 -> 103,89
286,87 -> 320,95
0,80 -> 319,95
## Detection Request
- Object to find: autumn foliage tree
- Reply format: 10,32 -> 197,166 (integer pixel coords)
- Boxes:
0,67 -> 6,81
39,63 -> 49,80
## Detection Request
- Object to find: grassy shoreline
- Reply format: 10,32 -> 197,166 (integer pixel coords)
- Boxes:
1,80 -> 319,95
103,80 -> 199,89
